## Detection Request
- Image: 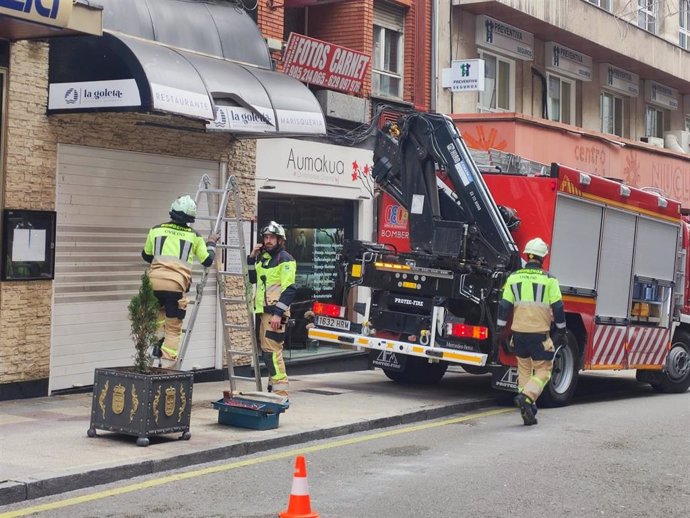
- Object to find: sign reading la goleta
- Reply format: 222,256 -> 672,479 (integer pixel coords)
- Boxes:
0,0 -> 72,28
283,33 -> 371,95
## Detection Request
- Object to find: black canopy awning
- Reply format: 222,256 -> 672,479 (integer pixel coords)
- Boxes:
47,0 -> 326,135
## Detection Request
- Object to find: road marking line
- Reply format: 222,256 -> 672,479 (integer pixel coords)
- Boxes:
0,407 -> 511,517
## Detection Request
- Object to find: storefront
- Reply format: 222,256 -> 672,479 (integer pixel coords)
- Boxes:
255,138 -> 374,354
0,0 -> 327,397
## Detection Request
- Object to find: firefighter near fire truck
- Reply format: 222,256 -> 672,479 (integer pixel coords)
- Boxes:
142,195 -> 218,368
247,221 -> 297,398
307,111 -> 690,406
496,237 -> 566,425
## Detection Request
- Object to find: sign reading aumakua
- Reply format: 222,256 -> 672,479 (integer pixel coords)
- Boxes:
283,33 -> 371,95
0,0 -> 73,28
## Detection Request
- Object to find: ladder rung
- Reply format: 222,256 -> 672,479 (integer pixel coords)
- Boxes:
218,271 -> 245,277
225,348 -> 256,356
194,215 -> 218,221
216,244 -> 244,250
220,296 -> 247,304
225,324 -> 250,330
198,188 -> 227,194
227,374 -> 261,383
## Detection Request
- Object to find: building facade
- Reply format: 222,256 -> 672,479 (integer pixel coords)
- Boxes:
0,0 -> 435,399
438,0 -> 690,206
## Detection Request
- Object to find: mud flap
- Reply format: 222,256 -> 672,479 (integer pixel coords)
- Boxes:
491,365 -> 518,392
369,350 -> 407,371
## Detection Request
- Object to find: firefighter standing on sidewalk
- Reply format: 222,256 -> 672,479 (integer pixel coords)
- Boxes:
496,237 -> 566,426
247,221 -> 297,398
142,195 -> 219,368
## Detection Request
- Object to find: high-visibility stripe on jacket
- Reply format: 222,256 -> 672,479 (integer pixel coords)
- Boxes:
497,263 -> 566,334
247,247 -> 297,316
142,222 -> 215,291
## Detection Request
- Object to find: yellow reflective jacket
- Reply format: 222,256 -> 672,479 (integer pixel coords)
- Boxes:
247,247 -> 297,316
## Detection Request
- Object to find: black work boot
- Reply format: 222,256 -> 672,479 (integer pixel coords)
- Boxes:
151,338 -> 164,359
514,394 -> 538,426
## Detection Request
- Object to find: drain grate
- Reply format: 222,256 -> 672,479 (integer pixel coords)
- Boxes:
298,389 -> 343,396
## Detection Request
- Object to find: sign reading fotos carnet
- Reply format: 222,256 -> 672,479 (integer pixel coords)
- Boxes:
282,33 -> 371,95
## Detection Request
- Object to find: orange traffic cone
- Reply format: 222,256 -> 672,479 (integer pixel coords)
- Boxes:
279,455 -> 320,518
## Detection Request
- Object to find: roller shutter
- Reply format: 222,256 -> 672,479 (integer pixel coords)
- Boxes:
51,145 -> 220,392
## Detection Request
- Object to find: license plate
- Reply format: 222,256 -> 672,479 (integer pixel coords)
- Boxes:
315,315 -> 351,331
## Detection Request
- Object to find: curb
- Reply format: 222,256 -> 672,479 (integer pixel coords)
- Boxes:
0,397 -> 496,506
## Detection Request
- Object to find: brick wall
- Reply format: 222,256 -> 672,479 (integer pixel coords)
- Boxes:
308,0 -> 374,97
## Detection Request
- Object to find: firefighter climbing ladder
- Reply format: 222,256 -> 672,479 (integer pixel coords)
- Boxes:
171,173 -> 263,393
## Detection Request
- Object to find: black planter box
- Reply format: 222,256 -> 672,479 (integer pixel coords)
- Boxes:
87,367 -> 194,447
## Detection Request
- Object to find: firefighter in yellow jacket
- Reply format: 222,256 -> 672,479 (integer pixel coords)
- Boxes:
142,195 -> 218,368
247,221 -> 297,398
496,237 -> 566,426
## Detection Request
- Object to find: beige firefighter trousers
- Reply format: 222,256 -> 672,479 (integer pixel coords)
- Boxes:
259,312 -> 289,397
517,336 -> 554,403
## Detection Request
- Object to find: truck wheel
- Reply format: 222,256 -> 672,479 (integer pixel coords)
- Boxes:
651,331 -> 690,394
382,356 -> 448,385
461,365 -> 490,375
539,330 -> 579,408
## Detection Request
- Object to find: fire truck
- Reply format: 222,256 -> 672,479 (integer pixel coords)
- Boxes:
307,112 -> 690,406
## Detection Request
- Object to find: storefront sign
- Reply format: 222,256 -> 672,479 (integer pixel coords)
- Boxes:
150,83 -> 214,120
378,193 -> 410,252
545,42 -> 592,81
0,0 -> 72,28
48,79 -> 141,110
276,109 -> 327,135
475,15 -> 533,61
282,33 -> 371,95
441,59 -> 485,92
256,138 -> 373,196
206,105 -> 277,133
600,63 -> 639,97
645,80 -> 678,110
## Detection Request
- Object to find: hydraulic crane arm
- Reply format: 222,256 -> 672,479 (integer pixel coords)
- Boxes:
372,112 -> 519,271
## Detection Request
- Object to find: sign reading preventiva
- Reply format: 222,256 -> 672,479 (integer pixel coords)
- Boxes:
282,33 -> 370,95
0,0 -> 73,28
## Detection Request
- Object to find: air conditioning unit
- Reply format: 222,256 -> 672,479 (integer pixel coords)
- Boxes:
640,136 -> 665,148
664,130 -> 690,153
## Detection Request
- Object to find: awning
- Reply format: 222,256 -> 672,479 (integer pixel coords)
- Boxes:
0,0 -> 102,40
48,32 -> 327,135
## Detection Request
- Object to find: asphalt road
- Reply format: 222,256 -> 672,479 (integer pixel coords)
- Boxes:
2,372 -> 689,518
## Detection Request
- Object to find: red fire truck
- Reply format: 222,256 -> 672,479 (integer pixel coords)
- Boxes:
307,112 -> 690,406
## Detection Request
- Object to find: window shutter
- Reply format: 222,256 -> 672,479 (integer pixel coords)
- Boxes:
374,2 -> 404,32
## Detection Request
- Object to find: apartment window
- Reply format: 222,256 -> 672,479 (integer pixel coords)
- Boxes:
547,73 -> 575,124
587,0 -> 612,10
638,0 -> 657,33
601,91 -> 624,137
645,105 -> 667,138
373,4 -> 404,99
478,50 -> 515,112
681,0 -> 690,48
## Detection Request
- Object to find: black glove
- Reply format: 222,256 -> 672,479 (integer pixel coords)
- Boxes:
495,325 -> 505,336
553,328 -> 567,343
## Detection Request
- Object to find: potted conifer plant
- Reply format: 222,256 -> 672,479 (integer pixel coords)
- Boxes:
87,272 -> 194,446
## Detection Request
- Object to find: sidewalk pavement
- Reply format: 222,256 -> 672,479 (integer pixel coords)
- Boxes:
0,368 -> 498,506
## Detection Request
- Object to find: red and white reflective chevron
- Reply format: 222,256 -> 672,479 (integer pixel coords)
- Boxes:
591,325 -> 627,366
627,326 -> 670,367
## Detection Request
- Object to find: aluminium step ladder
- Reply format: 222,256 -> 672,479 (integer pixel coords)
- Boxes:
170,173 -> 263,394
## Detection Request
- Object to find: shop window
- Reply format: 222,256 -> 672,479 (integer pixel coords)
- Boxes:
601,91 -> 624,137
547,73 -> 575,124
685,115 -> 690,131
645,105 -> 667,138
587,0 -> 612,10
478,50 -> 514,112
681,0 -> 690,48
638,0 -> 657,33
258,194 -> 355,347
